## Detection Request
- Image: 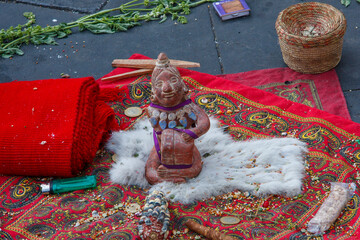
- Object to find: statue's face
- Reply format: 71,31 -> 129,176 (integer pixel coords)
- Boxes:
152,70 -> 185,107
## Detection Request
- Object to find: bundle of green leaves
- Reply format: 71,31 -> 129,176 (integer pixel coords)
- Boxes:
341,0 -> 360,7
0,0 -> 214,58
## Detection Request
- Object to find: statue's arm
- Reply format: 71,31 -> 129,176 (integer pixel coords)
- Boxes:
189,103 -> 210,138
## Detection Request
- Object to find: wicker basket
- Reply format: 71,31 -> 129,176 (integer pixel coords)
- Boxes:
275,2 -> 346,74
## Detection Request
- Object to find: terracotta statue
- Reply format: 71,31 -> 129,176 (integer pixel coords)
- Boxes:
145,53 -> 210,185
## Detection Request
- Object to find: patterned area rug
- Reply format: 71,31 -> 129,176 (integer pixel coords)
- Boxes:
1,64 -> 360,239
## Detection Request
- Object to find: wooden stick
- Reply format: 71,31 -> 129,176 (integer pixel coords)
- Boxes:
111,59 -> 200,69
101,68 -> 153,82
185,220 -> 237,240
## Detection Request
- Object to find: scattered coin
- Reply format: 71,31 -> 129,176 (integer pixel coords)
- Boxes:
125,107 -> 143,117
220,216 -> 240,225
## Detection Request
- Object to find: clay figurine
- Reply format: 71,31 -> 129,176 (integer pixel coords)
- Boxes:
145,53 -> 210,185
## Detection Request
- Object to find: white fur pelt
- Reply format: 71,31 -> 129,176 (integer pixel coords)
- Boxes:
107,118 -> 308,204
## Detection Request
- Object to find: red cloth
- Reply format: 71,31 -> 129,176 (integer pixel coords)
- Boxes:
1,56 -> 360,240
0,77 -> 119,177
218,68 -> 351,120
99,54 -> 351,120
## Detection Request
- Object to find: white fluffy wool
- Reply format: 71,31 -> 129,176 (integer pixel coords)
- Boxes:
107,118 -> 308,204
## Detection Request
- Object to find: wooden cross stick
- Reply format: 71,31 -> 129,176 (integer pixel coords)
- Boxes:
101,69 -> 153,82
111,59 -> 200,69
101,58 -> 200,82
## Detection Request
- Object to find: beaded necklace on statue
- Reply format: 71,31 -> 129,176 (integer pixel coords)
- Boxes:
148,99 -> 199,165
148,99 -> 197,130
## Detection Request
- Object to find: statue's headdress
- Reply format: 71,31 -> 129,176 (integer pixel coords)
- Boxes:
150,53 -> 189,102
151,52 -> 182,81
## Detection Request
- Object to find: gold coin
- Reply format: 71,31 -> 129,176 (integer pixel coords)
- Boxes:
124,107 -> 143,117
220,216 -> 240,225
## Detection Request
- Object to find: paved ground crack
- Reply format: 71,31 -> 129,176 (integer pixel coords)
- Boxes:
0,0 -> 109,14
344,89 -> 360,93
208,5 -> 224,74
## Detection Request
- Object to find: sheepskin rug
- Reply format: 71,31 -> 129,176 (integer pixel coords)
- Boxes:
107,118 -> 308,204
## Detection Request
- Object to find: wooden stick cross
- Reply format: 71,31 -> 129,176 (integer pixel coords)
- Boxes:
101,58 -> 200,82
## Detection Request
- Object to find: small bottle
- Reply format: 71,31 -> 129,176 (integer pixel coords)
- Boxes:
41,175 -> 97,194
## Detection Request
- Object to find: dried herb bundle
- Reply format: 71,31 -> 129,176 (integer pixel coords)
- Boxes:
0,0 -> 214,58
341,0 -> 360,7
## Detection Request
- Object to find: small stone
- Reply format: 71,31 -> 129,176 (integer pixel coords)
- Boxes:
245,164 -> 253,168
262,201 -> 269,208
201,98 -> 209,104
312,176 -> 319,181
216,110 -> 223,115
92,210 -> 99,217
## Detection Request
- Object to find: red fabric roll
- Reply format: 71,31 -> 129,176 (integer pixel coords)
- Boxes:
0,77 -> 119,177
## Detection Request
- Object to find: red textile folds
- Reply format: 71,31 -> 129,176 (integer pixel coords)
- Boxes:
218,68 -> 351,120
99,54 -> 350,119
2,55 -> 360,240
0,77 -> 118,177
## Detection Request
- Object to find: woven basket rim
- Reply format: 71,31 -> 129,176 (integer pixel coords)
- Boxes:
276,2 -> 346,43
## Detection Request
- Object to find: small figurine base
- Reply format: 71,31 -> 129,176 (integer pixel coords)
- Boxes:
145,144 -> 203,185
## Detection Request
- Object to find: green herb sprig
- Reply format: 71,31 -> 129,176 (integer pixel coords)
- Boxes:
0,0 -> 214,58
341,0 -> 360,7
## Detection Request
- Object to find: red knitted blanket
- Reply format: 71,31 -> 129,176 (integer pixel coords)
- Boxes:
0,77 -> 118,177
